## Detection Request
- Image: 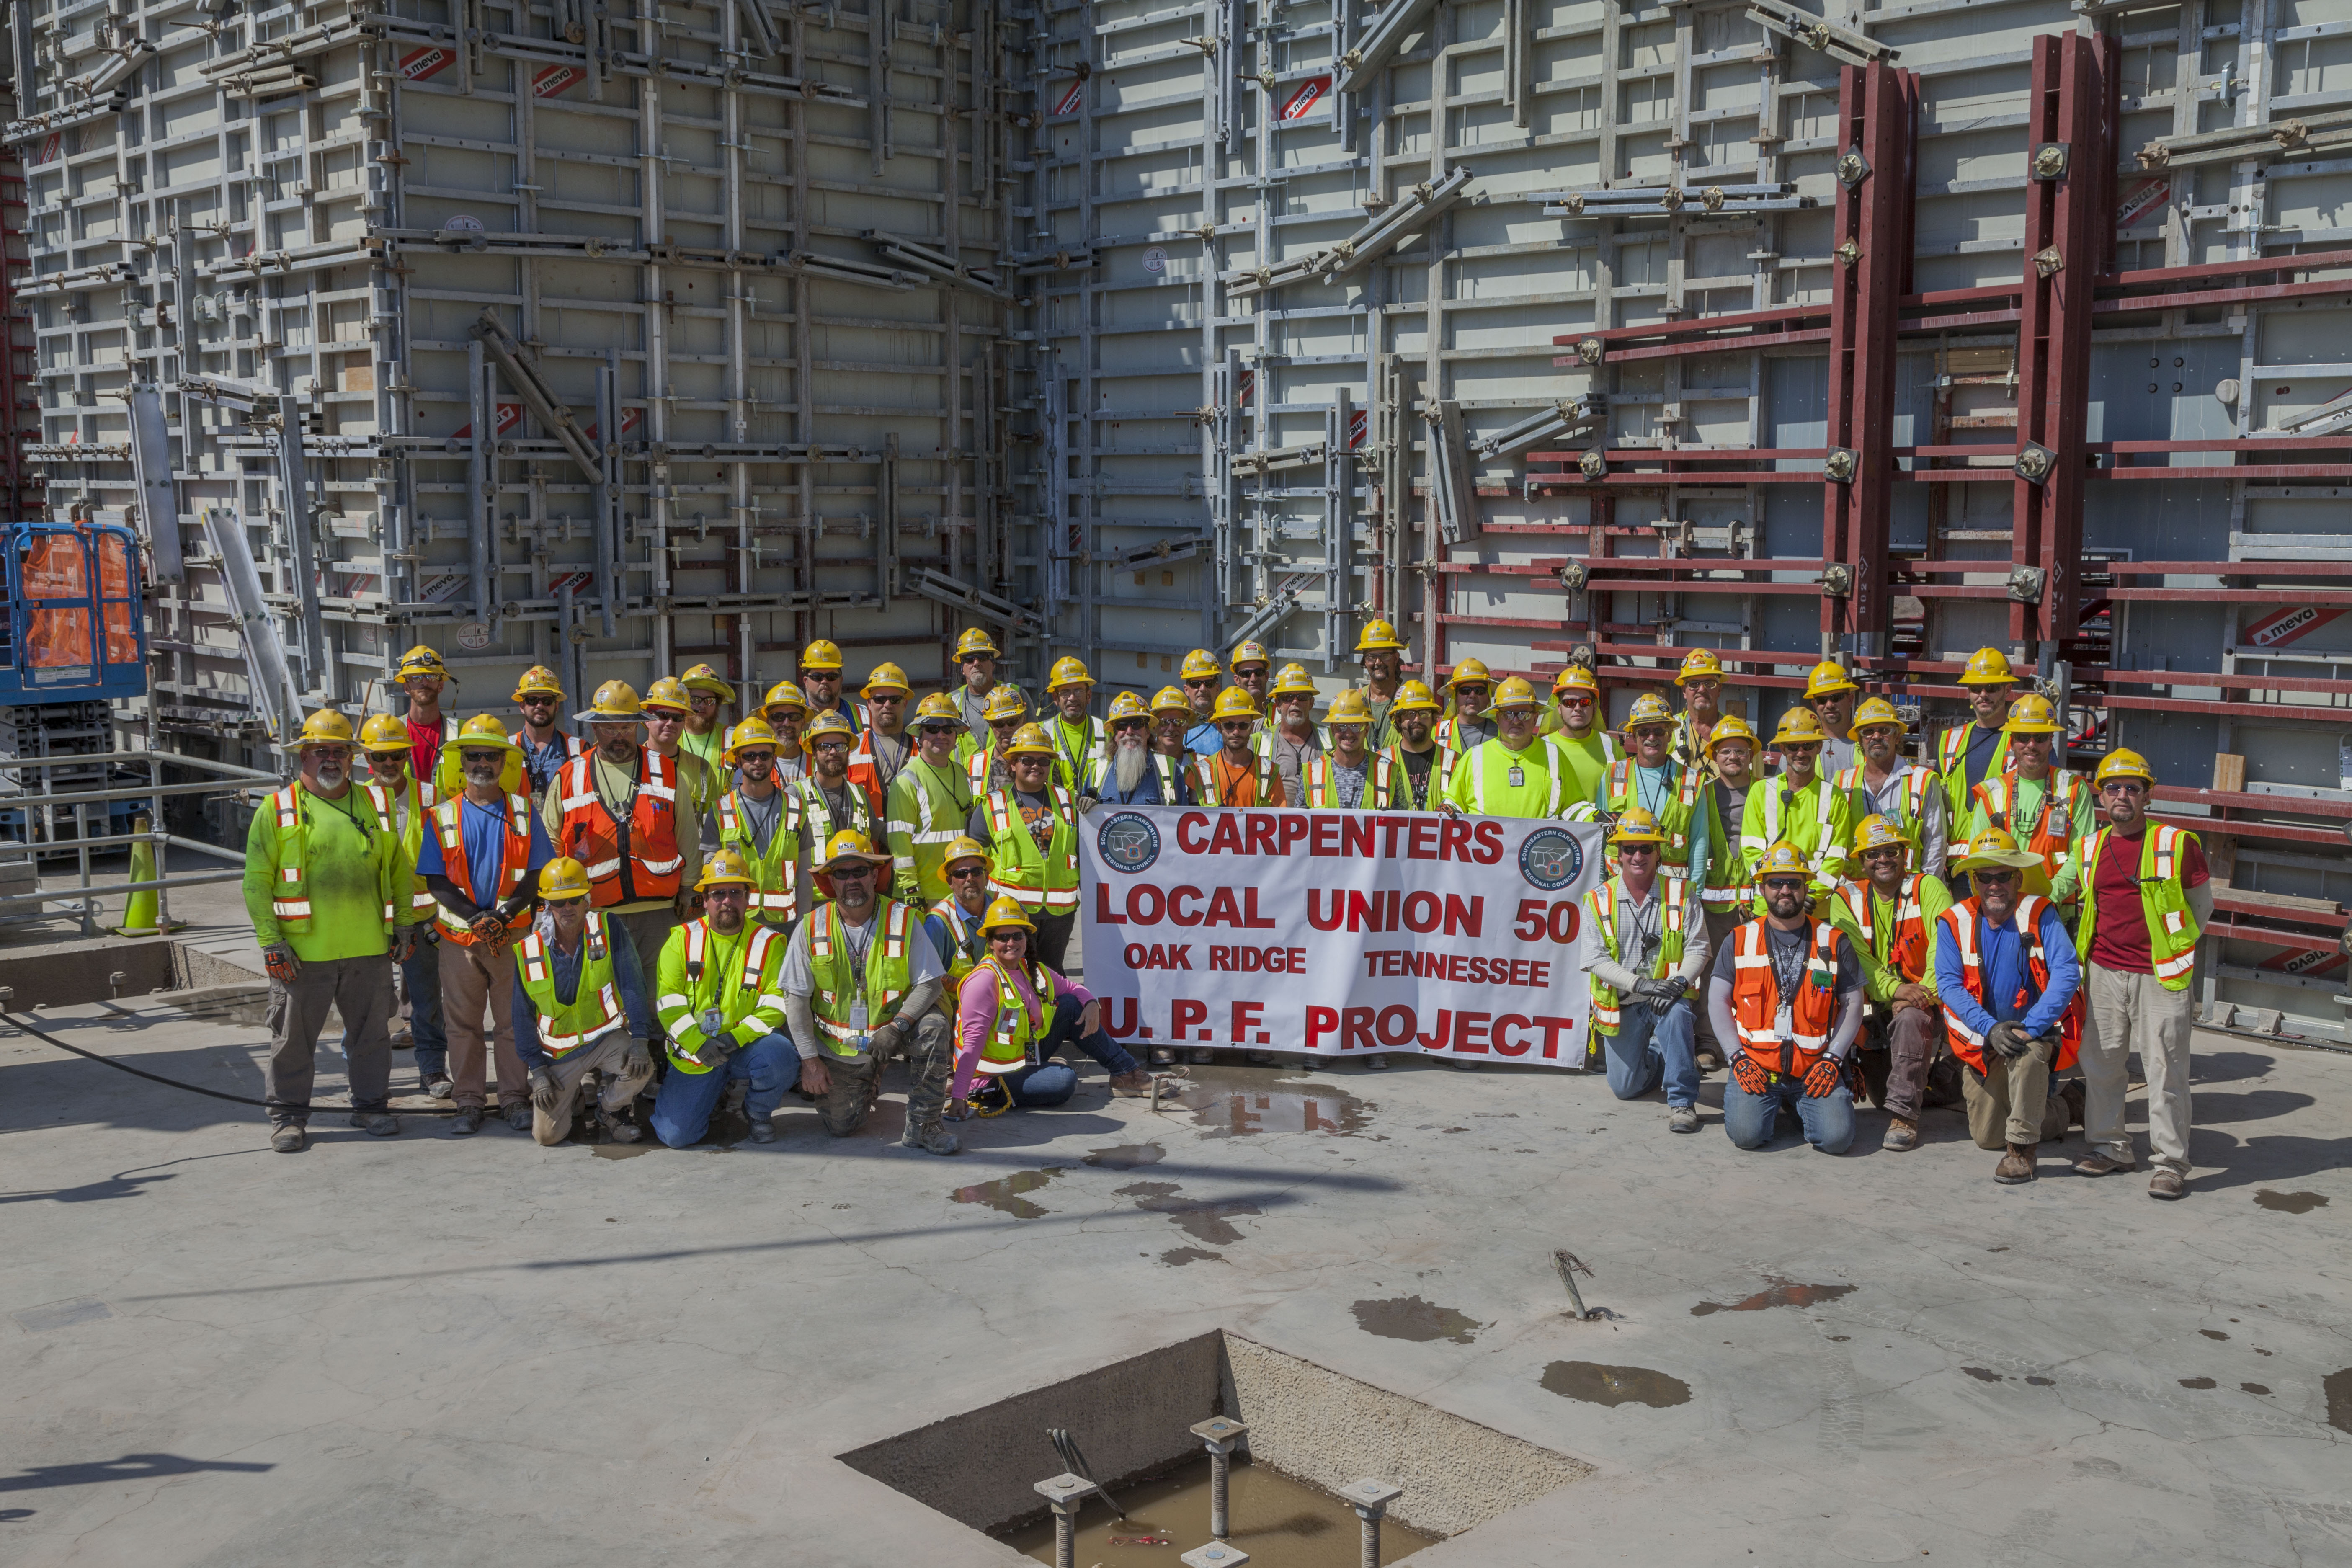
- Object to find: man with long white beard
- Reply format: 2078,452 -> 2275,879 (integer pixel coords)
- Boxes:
1081,692 -> 1191,808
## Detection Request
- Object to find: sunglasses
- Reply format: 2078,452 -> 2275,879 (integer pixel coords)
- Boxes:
1973,869 -> 2019,884
521,694 -> 557,704
812,740 -> 850,755
1617,843 -> 1658,855
735,750 -> 776,765
1455,686 -> 1490,700
1112,719 -> 1148,732
919,722 -> 958,735
1761,877 -> 1809,892
2099,781 -> 2147,796
1781,743 -> 1821,755
828,864 -> 875,880
947,865 -> 990,880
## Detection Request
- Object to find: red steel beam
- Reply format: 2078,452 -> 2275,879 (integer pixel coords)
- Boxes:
2104,694 -> 2352,724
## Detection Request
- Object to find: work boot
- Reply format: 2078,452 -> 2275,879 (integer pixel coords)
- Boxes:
1447,1060 -> 1480,1072
2073,1152 -> 2131,1176
270,1123 -> 307,1153
1668,1106 -> 1699,1134
746,1117 -> 778,1144
1994,1143 -> 2035,1184
1364,1055 -> 1390,1071
1884,1117 -> 1919,1152
897,1119 -> 960,1156
2148,1170 -> 2185,1201
1245,1050 -> 1274,1065
1694,1047 -> 1724,1073
451,1106 -> 484,1135
349,1110 -> 399,1137
1150,1047 -> 1177,1066
1187,1048 -> 1213,1065
2061,1079 -> 2086,1129
1108,1071 -> 1153,1097
722,1080 -> 749,1117
599,1105 -> 643,1144
423,1073 -> 455,1100
502,1101 -> 533,1133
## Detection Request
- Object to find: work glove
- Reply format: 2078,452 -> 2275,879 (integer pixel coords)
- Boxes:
390,928 -> 417,965
868,1022 -> 903,1060
1632,977 -> 1684,1003
1802,1055 -> 1844,1099
529,1067 -> 560,1112
263,943 -> 301,984
1731,1055 -> 1769,1096
1987,1021 -> 2031,1060
692,1032 -> 737,1070
622,1039 -> 652,1075
1076,795 -> 1101,817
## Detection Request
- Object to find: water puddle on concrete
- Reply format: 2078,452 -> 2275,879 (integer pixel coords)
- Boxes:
2254,1189 -> 2329,1214
1540,1360 -> 1691,1409
999,1452 -> 1437,1566
2331,1370 -> 2352,1434
1161,1246 -> 1221,1266
1690,1279 -> 1857,1316
952,1168 -> 1067,1218
1352,1296 -> 1483,1345
2179,1377 -> 2218,1389
1086,1143 -> 1167,1171
587,1141 -> 652,1160
2200,1329 -> 2230,1341
1172,1068 -> 1372,1139
1117,1180 -> 1260,1244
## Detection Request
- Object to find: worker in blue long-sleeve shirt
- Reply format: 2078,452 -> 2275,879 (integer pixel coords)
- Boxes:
1933,828 -> 2083,1185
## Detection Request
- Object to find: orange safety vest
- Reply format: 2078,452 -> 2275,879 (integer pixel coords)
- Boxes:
1934,895 -> 2083,1074
1728,916 -> 1843,1078
556,748 -> 683,908
845,720 -> 907,819
429,792 -> 536,943
1835,874 -> 1931,986
1970,770 -> 2086,881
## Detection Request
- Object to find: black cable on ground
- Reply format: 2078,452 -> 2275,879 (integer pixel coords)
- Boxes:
3,1010 -> 465,1117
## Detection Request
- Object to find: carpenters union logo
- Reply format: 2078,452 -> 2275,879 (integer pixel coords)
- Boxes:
1097,811 -> 1161,874
1519,826 -> 1584,891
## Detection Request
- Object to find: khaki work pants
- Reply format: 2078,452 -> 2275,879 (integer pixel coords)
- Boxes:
264,954 -> 396,1124
442,937 -> 521,1109
1961,1035 -> 2069,1150
2080,962 -> 2195,1176
532,1029 -> 655,1146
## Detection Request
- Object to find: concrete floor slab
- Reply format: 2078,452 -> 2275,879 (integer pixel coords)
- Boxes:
3,962 -> 2348,1567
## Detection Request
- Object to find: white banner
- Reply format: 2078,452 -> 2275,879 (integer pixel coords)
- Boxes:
1080,806 -> 1606,1065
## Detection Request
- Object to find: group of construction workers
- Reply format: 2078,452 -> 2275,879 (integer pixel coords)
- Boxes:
242,626 -> 2208,1198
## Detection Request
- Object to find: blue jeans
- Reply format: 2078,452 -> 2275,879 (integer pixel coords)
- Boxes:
995,996 -> 1139,1108
1599,1000 -> 1697,1109
648,1032 -> 800,1147
404,940 -> 448,1080
1723,1074 -> 1855,1154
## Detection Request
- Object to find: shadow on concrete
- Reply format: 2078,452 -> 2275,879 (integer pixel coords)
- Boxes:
2189,1088 -> 2318,1126
0,1171 -> 175,1205
0,1454 -> 274,1494
2189,1050 -> 2281,1085
2184,1127 -> 2352,1194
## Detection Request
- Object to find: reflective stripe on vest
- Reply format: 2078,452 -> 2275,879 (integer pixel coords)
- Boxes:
1936,894 -> 2081,1070
514,912 -> 626,1057
269,786 -> 312,923
809,900 -> 913,1048
985,784 -> 1079,912
977,957 -> 1058,1074
1837,874 -> 1929,985
716,788 -> 801,920
557,749 -> 682,905
430,792 -> 534,941
1728,917 -> 1841,1073
2078,824 -> 2202,986
1588,876 -> 1688,1036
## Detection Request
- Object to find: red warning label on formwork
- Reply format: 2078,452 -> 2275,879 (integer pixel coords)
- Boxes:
1054,80 -> 1084,116
1347,408 -> 1368,448
453,402 -> 524,439
399,44 -> 456,82
2243,605 -> 2346,649
1280,76 -> 1331,120
2116,179 -> 2169,230
534,63 -> 587,98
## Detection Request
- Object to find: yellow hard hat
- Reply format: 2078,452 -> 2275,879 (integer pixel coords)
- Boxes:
1707,714 -> 1760,753
452,713 -> 518,754
1270,663 -> 1318,700
578,680 -> 644,722
297,709 -> 356,749
801,710 -> 855,753
1625,692 -> 1675,730
358,712 -> 411,754
1005,722 -> 1058,758
1491,676 -> 1541,710
1951,827 -> 2042,874
395,645 -> 450,681
1772,708 -> 1830,746
941,835 -> 992,873
1675,648 -> 1725,685
761,680 -> 809,715
642,676 -> 692,714
1106,691 -> 1151,723
914,691 -> 962,725
1805,659 -> 1859,699
1754,841 -> 1813,880
817,830 -> 893,873
800,639 -> 844,673
1211,687 -> 1260,722
1326,689 -> 1374,725
1047,655 -> 1093,692
1355,618 -> 1406,654
1179,648 -> 1222,682
860,662 -> 911,697
1150,685 -> 1194,716
1847,696 -> 1905,738
983,686 -> 1031,723
1446,658 -> 1493,689
1229,640 -> 1272,671
2094,748 -> 2154,786
721,717 -> 781,766
1610,806 -> 1666,846
954,627 -> 1000,660
513,665 -> 564,701
1959,647 -> 2017,687
537,857 -> 594,900
1848,814 -> 1913,865
1390,679 -> 1440,715
679,663 -> 735,702
695,847 -> 758,891
1553,665 -> 1600,698
980,894 -> 1037,934
2004,694 -> 2063,735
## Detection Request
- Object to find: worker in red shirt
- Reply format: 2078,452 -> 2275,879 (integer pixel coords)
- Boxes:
397,645 -> 459,784
2071,749 -> 2213,1200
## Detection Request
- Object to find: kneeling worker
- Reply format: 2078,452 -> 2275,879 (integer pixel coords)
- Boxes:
1934,829 -> 2081,1183
1710,842 -> 1866,1154
952,895 -> 1152,1115
1580,807 -> 1709,1132
1828,816 -> 1954,1151
514,858 -> 655,1145
648,850 -> 800,1148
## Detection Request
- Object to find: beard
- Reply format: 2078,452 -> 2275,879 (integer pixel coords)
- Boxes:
1114,743 -> 1149,795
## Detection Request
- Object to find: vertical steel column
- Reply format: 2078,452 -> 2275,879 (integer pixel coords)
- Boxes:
1819,60 -> 1913,657
2010,31 -> 2107,652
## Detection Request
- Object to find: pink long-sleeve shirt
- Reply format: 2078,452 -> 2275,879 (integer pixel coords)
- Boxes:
953,963 -> 1093,1101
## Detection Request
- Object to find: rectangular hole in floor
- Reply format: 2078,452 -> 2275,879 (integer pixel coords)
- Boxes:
836,1329 -> 1593,1561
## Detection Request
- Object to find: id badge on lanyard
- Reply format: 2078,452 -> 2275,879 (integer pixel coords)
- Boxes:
1508,765 -> 1525,789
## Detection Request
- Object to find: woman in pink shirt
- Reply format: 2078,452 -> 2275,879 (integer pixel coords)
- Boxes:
951,897 -> 1152,1113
